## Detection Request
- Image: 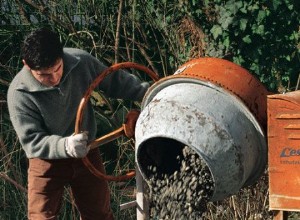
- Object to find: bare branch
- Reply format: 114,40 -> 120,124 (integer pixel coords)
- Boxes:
20,0 -> 75,33
115,0 -> 123,63
0,172 -> 27,193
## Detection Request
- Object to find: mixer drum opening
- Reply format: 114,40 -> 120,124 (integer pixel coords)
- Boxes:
137,137 -> 186,179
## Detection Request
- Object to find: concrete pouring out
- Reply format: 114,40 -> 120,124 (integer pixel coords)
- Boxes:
144,141 -> 214,219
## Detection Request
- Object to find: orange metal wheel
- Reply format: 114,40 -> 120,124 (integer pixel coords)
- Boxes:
75,62 -> 159,181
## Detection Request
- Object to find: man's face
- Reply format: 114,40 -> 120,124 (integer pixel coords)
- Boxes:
24,59 -> 64,87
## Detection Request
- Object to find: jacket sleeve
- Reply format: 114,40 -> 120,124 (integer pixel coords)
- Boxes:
87,54 -> 150,101
7,89 -> 68,159
10,113 -> 68,159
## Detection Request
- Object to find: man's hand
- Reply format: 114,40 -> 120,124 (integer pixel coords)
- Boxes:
65,132 -> 90,158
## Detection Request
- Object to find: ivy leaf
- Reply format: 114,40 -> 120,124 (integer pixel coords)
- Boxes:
240,2 -> 248,13
256,25 -> 265,35
242,35 -> 252,44
272,0 -> 282,10
257,10 -> 267,23
223,36 -> 230,49
248,3 -> 259,11
240,18 -> 248,31
288,4 -> 294,10
211,25 -> 223,39
225,0 -> 243,15
233,55 -> 245,65
221,16 -> 233,29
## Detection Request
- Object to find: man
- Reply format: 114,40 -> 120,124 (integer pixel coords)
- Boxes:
7,28 -> 149,220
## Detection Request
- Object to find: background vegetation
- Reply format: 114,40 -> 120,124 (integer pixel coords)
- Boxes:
0,0 -> 299,219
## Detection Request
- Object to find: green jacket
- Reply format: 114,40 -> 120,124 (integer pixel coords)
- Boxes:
7,48 -> 149,159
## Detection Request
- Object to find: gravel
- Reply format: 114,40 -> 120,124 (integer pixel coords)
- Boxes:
145,145 -> 215,219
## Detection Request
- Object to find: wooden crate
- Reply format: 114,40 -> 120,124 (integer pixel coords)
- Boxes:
268,90 -> 300,212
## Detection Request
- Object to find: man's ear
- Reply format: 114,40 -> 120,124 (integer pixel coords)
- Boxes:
22,59 -> 30,70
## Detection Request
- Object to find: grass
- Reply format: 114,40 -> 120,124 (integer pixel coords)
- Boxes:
204,171 -> 272,220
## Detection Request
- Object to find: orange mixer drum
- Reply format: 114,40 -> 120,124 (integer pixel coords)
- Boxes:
169,57 -> 271,131
268,91 -> 300,211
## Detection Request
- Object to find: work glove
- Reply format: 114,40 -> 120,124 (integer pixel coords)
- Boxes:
65,131 -> 90,158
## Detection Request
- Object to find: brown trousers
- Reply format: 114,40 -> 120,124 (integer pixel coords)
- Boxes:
27,149 -> 114,220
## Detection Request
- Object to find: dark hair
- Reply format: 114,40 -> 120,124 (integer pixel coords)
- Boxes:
21,28 -> 63,70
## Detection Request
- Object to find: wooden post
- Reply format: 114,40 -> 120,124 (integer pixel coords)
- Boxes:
136,166 -> 149,220
273,210 -> 288,220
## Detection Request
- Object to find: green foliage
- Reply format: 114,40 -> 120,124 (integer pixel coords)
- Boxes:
1,0 -> 299,91
200,0 -> 300,91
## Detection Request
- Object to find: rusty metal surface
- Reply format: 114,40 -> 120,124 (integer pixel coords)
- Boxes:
171,58 -> 271,132
268,90 -> 300,211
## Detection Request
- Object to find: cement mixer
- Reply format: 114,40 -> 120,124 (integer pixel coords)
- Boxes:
134,57 -> 271,219
75,58 -> 271,219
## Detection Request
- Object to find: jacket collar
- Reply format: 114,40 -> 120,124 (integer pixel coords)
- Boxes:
16,49 -> 80,92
